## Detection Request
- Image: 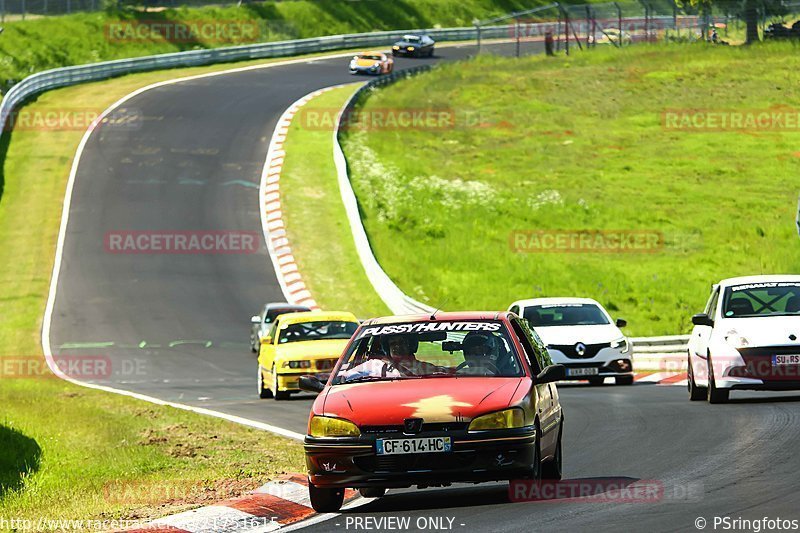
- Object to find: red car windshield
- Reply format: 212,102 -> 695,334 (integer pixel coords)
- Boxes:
331,320 -> 524,384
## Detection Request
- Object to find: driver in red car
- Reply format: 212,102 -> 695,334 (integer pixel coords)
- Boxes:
341,334 -> 436,380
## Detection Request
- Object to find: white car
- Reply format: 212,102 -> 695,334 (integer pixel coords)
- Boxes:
508,298 -> 633,385
687,275 -> 800,403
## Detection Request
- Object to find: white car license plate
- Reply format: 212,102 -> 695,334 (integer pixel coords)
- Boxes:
567,367 -> 599,376
376,437 -> 451,455
773,354 -> 800,365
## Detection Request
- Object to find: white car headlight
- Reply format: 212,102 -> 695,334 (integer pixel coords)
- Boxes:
724,329 -> 750,348
610,337 -> 630,353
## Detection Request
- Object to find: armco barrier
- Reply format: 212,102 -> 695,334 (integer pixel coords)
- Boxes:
333,65 -> 437,315
0,15 -> 689,134
0,26 -> 512,133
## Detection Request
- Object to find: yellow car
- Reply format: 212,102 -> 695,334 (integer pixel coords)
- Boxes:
258,311 -> 359,400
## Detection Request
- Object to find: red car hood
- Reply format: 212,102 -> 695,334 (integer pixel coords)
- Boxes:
321,377 -> 523,425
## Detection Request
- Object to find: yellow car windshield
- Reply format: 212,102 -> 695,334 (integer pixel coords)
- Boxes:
278,321 -> 358,344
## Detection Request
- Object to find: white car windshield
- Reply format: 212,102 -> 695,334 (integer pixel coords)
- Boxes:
722,282 -> 800,318
403,35 -> 421,42
331,320 -> 524,384
524,304 -> 610,327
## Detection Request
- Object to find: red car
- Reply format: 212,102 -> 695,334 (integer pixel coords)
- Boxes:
299,311 -> 566,512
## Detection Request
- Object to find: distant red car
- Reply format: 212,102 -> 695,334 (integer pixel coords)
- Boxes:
299,311 -> 566,512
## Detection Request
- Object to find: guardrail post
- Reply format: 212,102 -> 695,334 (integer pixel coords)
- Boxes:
515,16 -> 521,57
556,10 -> 562,51
21,0 -> 25,20
672,0 -> 678,35
585,5 -> 591,47
615,2 -> 623,44
475,23 -> 482,52
1,0 -> 5,23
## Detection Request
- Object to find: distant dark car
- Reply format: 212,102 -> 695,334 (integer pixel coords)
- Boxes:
250,303 -> 311,352
392,34 -> 435,57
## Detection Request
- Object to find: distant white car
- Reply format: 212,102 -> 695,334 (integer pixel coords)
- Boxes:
687,275 -> 800,403
509,297 -> 633,385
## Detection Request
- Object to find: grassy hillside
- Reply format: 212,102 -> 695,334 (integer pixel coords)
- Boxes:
341,43 -> 800,335
0,0 -> 549,89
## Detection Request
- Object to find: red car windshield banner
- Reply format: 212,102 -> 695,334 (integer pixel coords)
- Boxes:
358,321 -> 501,338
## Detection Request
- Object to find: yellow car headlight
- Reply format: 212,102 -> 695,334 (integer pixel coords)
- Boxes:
468,408 -> 525,431
309,416 -> 361,438
282,360 -> 311,369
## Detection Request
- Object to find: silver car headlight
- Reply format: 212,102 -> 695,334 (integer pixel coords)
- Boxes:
610,337 -> 630,353
724,329 -> 750,348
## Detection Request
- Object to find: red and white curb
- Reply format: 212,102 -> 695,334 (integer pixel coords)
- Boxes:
123,475 -> 357,533
259,85 -> 350,311
560,372 -> 688,387
634,371 -> 688,386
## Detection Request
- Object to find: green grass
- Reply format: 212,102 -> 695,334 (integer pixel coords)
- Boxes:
0,0 -> 557,89
280,84 -> 390,318
341,42 -> 800,336
0,57 -> 331,526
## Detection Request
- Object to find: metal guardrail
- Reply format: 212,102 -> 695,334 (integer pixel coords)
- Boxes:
0,25 -> 512,134
631,334 -> 690,354
332,65 -> 437,316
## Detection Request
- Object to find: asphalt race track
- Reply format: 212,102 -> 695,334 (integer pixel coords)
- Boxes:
49,41 -> 537,434
47,40 -> 800,530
